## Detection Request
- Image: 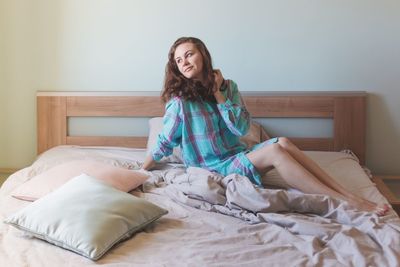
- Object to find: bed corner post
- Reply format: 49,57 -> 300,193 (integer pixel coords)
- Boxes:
37,95 -> 67,155
333,94 -> 366,165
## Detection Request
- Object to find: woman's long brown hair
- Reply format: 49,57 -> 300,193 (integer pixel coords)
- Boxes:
161,37 -> 216,102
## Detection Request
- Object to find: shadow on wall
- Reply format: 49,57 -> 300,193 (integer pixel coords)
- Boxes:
366,93 -> 400,174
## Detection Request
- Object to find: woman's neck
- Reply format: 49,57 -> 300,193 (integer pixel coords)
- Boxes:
192,74 -> 207,86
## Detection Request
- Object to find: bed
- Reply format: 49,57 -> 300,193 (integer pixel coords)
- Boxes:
1,91 -> 400,267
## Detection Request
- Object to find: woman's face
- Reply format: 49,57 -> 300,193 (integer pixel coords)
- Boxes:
174,42 -> 204,81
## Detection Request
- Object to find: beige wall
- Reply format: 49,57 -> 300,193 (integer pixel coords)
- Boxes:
0,0 -> 6,166
1,1 -> 36,168
1,0 -> 400,174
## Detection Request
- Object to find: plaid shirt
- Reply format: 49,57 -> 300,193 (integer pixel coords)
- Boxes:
152,80 -> 250,170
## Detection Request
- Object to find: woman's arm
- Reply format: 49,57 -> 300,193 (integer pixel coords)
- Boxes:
142,154 -> 156,170
214,72 -> 250,136
213,70 -> 226,104
150,98 -> 183,162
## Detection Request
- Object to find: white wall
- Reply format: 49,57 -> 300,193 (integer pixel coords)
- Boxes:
1,0 -> 400,174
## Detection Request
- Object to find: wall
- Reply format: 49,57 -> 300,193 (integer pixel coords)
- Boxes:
0,0 -> 5,165
1,0 -> 399,174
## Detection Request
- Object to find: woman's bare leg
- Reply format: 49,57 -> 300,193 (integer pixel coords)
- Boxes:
276,138 -> 367,199
275,137 -> 388,215
246,140 -> 388,215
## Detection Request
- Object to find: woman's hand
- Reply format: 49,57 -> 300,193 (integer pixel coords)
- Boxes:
142,154 -> 156,171
213,69 -> 226,103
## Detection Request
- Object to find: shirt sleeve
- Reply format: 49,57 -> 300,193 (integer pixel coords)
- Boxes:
217,80 -> 250,136
151,98 -> 183,161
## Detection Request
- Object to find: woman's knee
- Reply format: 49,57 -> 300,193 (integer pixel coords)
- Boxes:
277,137 -> 293,148
249,142 -> 290,170
263,143 -> 288,160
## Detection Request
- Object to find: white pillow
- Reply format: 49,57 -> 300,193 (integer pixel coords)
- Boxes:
5,174 -> 167,260
147,117 -> 183,163
147,117 -> 270,163
11,160 -> 149,201
262,151 -> 374,192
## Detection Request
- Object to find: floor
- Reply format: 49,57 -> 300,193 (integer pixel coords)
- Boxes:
0,173 -> 10,187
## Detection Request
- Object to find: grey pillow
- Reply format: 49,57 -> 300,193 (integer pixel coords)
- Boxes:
4,173 -> 168,260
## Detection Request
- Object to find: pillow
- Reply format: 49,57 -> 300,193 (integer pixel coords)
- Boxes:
4,174 -> 168,260
11,160 -> 149,201
259,122 -> 271,142
147,117 -> 271,163
261,151 -> 374,191
31,145 -> 143,176
147,117 -> 183,163
240,120 -> 271,148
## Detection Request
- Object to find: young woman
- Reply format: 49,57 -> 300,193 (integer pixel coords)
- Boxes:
143,36 -> 388,216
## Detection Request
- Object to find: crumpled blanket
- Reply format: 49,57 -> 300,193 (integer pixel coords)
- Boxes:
143,166 -> 400,266
145,167 -> 370,224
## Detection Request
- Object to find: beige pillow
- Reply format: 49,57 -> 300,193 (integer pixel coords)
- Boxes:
260,123 -> 271,142
261,151 -> 374,191
147,117 -> 271,163
240,121 -> 271,148
147,117 -> 183,163
11,160 -> 149,201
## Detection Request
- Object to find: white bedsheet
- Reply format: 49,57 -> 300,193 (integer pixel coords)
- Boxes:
1,146 -> 399,267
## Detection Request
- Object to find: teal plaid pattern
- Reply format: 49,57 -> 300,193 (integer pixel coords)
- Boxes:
152,80 -> 264,185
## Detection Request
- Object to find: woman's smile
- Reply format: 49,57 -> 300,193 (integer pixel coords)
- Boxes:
185,66 -> 193,72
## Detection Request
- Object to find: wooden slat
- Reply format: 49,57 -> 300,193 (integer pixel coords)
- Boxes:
66,136 -> 148,148
333,96 -> 366,164
66,137 -> 334,152
244,96 -> 334,118
65,137 -> 334,152
36,92 -> 367,156
290,138 -> 334,151
37,96 -> 67,154
66,96 -> 164,117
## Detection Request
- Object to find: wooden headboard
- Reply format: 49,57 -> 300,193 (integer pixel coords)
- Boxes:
37,91 -> 366,164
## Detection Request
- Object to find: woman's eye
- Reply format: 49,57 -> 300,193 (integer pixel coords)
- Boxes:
176,59 -> 182,64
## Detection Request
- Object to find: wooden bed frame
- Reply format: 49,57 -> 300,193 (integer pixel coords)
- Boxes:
37,91 -> 366,164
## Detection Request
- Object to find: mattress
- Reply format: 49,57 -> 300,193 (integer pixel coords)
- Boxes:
1,145 -> 400,267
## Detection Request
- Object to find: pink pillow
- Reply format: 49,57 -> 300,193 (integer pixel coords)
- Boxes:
11,160 -> 149,201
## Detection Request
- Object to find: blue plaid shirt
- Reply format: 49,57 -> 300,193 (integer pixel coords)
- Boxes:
152,80 -> 250,170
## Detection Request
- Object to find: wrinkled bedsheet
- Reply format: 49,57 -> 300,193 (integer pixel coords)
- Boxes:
145,166 -> 400,266
1,146 -> 400,267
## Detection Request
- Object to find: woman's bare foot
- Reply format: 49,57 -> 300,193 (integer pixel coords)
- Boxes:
375,203 -> 390,216
352,199 -> 390,216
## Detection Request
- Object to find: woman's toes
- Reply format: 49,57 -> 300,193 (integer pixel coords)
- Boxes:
375,204 -> 390,216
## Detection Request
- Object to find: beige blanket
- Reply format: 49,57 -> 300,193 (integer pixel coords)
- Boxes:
1,146 -> 400,266
144,166 -> 400,266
